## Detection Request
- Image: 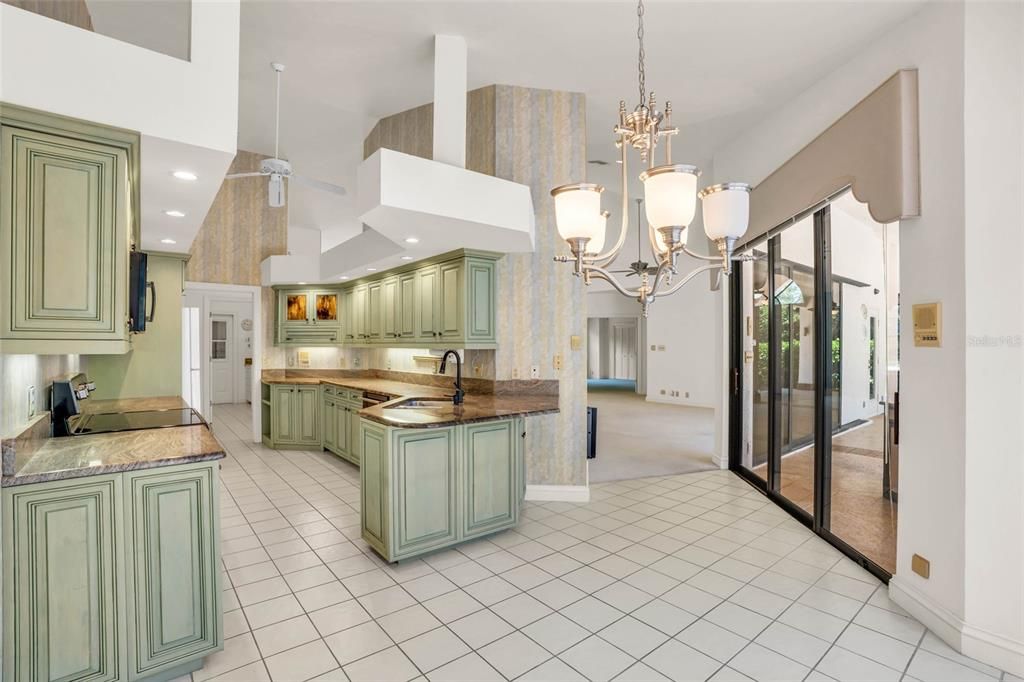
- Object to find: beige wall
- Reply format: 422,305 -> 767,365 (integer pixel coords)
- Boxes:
186,150 -> 288,369
84,254 -> 186,400
365,84 -> 588,487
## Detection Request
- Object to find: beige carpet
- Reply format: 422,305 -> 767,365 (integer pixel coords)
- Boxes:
587,386 -> 716,483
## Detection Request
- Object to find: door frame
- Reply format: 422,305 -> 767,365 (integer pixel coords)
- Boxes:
183,281 -> 262,443
728,189 -> 893,583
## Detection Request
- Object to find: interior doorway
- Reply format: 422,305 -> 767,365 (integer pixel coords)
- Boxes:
730,189 -> 899,578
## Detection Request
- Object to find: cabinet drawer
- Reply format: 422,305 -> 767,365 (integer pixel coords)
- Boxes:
279,327 -> 338,344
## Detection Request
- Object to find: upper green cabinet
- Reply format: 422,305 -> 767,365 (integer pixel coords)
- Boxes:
276,288 -> 342,345
1,105 -> 140,355
273,250 -> 499,349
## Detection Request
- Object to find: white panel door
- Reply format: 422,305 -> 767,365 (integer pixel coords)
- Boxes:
210,314 -> 234,404
612,324 -> 638,381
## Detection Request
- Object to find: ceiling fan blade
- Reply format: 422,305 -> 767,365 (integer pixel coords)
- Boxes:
225,172 -> 266,179
289,173 -> 346,196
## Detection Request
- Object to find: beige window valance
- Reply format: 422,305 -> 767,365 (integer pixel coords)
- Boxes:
745,69 -> 920,243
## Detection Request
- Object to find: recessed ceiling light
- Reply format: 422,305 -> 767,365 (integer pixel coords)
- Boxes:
298,281 -> 307,285
404,237 -> 419,244
160,238 -> 177,245
172,170 -> 198,181
401,256 -> 413,261
164,210 -> 186,217
339,276 -> 349,280
367,267 -> 377,272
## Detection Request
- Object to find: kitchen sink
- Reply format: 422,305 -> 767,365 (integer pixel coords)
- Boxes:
385,397 -> 454,409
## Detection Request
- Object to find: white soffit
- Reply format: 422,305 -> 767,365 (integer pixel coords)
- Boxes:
357,148 -> 536,254
319,228 -> 405,281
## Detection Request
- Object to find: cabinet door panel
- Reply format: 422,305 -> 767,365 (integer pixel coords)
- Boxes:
398,273 -> 417,339
2,126 -> 128,341
282,292 -> 310,325
314,292 -> 338,322
438,262 -> 463,339
393,429 -> 458,557
366,282 -> 382,341
348,409 -> 362,465
466,259 -> 496,343
296,387 -> 320,444
271,386 -> 297,443
124,465 -> 221,678
3,475 -> 124,682
352,286 -> 367,340
360,422 -> 388,553
323,398 -> 337,452
416,266 -> 439,341
381,277 -> 399,340
463,421 -> 517,538
335,404 -> 349,458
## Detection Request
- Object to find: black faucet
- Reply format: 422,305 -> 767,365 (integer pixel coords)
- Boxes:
438,350 -> 465,405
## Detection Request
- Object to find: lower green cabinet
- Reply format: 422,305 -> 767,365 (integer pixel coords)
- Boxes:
360,417 -> 524,562
2,462 -> 222,682
123,466 -> 221,679
263,383 -> 321,450
321,387 -> 362,467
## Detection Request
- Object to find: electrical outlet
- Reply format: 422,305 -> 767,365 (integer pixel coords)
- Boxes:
685,391 -> 690,398
657,344 -> 666,351
27,385 -> 36,420
512,367 -> 519,379
651,344 -> 657,351
287,352 -> 295,367
660,389 -> 666,395
553,354 -> 563,370
386,357 -> 392,369
531,365 -> 540,379
339,356 -> 346,368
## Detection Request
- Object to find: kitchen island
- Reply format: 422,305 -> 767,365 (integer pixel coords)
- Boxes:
261,371 -> 559,562
1,396 -> 225,682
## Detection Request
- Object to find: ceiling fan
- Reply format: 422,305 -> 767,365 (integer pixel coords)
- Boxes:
225,62 -> 346,208
610,199 -> 661,278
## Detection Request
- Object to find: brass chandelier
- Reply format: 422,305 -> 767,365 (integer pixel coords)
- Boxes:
551,0 -> 752,317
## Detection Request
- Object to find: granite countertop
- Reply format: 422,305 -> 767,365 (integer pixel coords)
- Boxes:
263,372 -> 559,428
2,396 -> 225,488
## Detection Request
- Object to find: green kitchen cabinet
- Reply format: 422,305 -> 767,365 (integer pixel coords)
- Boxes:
1,105 -> 140,355
264,383 -> 321,449
2,463 -> 223,682
381,276 -> 399,341
360,416 -> 523,563
346,403 -> 362,465
323,394 -> 338,453
416,264 -> 441,342
321,386 -> 361,466
464,257 -> 497,344
349,284 -> 367,341
397,272 -> 417,339
366,280 -> 383,342
122,464 -> 221,680
3,474 -> 126,681
275,288 -> 341,346
438,260 -> 464,341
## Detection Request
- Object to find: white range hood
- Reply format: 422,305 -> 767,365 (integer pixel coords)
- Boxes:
356,35 -> 535,254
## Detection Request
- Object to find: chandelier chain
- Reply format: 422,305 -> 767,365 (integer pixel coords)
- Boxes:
637,0 -> 646,107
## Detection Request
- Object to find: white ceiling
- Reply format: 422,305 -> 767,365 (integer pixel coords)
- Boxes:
237,0 -> 927,256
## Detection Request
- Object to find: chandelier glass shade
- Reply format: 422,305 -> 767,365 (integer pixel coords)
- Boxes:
550,0 -> 752,316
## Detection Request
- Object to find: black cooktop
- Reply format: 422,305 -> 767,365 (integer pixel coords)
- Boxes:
69,408 -> 206,435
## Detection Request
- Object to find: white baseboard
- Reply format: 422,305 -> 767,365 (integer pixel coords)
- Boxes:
890,577 -> 1024,677
524,485 -> 590,503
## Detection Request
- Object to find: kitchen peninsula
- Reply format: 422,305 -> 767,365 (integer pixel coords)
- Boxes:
1,396 -> 226,682
261,370 -> 558,562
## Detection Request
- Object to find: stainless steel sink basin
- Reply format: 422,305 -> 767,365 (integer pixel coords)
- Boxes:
385,397 -> 454,409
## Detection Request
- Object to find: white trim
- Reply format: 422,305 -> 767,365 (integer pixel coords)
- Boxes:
890,577 -> 1024,676
183,281 -> 262,444
525,485 -> 590,503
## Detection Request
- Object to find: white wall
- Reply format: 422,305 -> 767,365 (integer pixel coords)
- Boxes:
961,0 -> 1023,672
712,2 -> 1023,672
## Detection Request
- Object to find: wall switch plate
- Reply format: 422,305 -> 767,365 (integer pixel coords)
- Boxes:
570,335 -> 582,351
651,345 -> 657,351
912,302 -> 941,347
685,391 -> 690,398
657,344 -> 666,351
530,365 -> 539,379
473,364 -> 482,376
287,353 -> 295,367
298,350 -> 310,367
553,354 -> 563,370
911,554 -> 930,578
27,385 -> 36,420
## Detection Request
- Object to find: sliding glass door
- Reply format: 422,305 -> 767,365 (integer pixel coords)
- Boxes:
730,191 -> 899,579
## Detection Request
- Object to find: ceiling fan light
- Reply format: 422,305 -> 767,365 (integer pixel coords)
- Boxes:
551,183 -> 606,247
699,183 -> 751,241
640,164 -> 699,231
268,174 -> 285,208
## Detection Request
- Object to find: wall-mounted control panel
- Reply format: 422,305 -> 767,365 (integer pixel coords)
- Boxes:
912,302 -> 941,347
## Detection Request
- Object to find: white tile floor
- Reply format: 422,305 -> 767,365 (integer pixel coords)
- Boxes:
181,403 -> 1015,682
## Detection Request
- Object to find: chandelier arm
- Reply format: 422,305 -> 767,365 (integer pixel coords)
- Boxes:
649,262 -> 724,300
587,136 -> 632,267
580,263 -> 647,300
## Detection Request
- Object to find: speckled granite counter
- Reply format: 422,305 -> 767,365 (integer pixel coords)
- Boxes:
262,371 -> 559,428
2,396 -> 225,487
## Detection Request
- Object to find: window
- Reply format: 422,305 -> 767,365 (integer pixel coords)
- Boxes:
211,319 -> 227,360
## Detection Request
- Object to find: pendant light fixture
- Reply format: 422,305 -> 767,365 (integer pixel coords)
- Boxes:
550,0 -> 752,316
